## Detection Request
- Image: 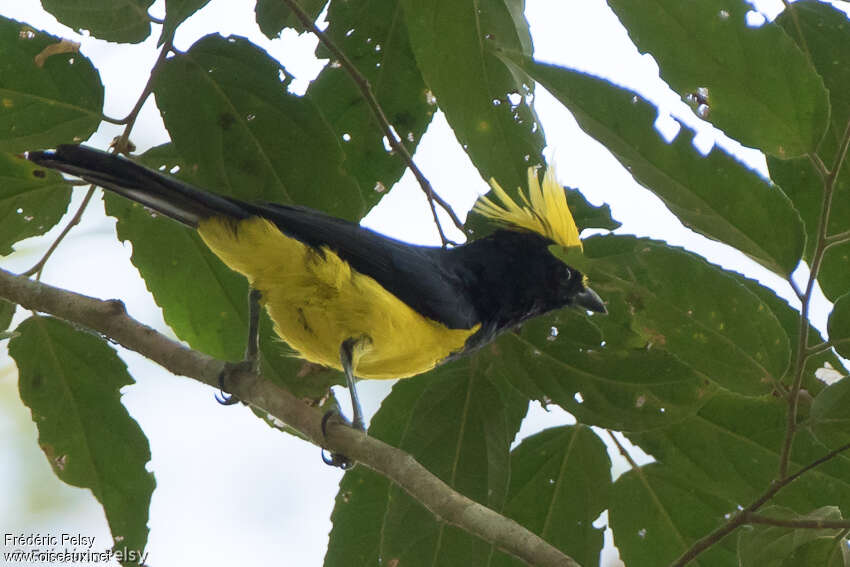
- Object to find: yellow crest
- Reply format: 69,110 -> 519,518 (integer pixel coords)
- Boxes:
473,166 -> 582,251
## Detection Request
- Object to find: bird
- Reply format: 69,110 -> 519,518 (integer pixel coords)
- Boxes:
26,144 -> 606,465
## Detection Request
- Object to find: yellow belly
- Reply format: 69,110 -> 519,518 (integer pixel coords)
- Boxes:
198,216 -> 478,380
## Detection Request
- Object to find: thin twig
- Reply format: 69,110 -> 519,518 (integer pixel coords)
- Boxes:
114,35 -> 174,147
805,340 -> 836,357
670,441 -> 850,567
100,114 -> 127,125
827,117 -> 850,186
787,276 -> 805,302
277,0 -> 463,246
742,513 -> 850,530
778,116 -> 850,479
780,0 -> 812,65
606,430 -> 639,470
0,267 -> 579,567
21,187 -> 97,280
825,229 -> 850,247
810,152 -> 830,179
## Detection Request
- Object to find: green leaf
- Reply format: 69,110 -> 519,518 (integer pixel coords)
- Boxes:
501,56 -> 805,276
565,186 -> 620,232
255,0 -> 326,38
153,34 -> 365,220
380,367 -> 527,566
608,0 -> 829,158
734,274 -> 844,397
0,297 -> 15,331
610,464 -> 737,567
161,0 -> 212,43
738,506 -> 848,567
306,0 -> 433,211
103,145 -> 339,400
778,2 -> 850,158
585,236 -> 790,396
820,242 -> 850,304
0,18 -> 104,153
326,358 -> 527,566
617,393 -> 850,566
8,316 -> 154,558
401,0 -> 545,192
0,152 -> 71,256
782,538 -> 850,567
495,310 -> 711,432
828,293 -> 850,359
769,2 -> 850,298
40,0 -> 153,44
490,426 -> 611,567
810,376 -> 850,448
631,393 -> 850,516
103,194 -> 245,360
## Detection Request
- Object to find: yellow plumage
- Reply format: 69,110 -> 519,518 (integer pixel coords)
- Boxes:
198,216 -> 479,380
474,166 -> 582,251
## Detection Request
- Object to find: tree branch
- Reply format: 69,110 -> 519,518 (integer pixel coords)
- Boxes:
278,0 -> 464,246
779,116 -> 850,479
0,267 -> 579,567
742,513 -> 850,531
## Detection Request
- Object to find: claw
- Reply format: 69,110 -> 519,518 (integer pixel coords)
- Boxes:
321,447 -> 355,470
216,359 -> 258,406
320,410 -> 357,470
216,368 -> 239,405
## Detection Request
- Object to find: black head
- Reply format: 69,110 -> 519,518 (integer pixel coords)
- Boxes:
454,230 -> 606,344
535,240 -> 606,315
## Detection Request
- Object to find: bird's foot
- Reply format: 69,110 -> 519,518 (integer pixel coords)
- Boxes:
319,410 -> 365,470
215,358 -> 259,405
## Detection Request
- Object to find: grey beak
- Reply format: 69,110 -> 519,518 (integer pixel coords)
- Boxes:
574,286 -> 606,314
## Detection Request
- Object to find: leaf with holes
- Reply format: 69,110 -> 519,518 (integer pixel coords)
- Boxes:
501,55 -> 805,276
490,425 -> 611,567
0,152 -> 71,256
40,0 -> 153,44
402,0 -> 544,193
584,236 -> 790,396
0,18 -> 104,152
307,0 -> 433,211
153,34 -> 365,220
608,0 -> 828,158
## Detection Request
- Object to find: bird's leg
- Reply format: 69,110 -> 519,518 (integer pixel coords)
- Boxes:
216,287 -> 262,405
339,337 -> 366,432
321,337 -> 367,469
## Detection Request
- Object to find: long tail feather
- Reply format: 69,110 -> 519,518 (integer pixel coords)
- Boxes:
27,145 -> 249,228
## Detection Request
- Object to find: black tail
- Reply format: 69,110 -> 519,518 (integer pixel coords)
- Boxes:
27,145 -> 250,228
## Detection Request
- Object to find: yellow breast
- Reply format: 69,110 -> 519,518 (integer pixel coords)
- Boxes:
198,216 -> 478,380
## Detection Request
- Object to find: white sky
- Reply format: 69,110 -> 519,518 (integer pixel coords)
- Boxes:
0,1 -> 842,566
